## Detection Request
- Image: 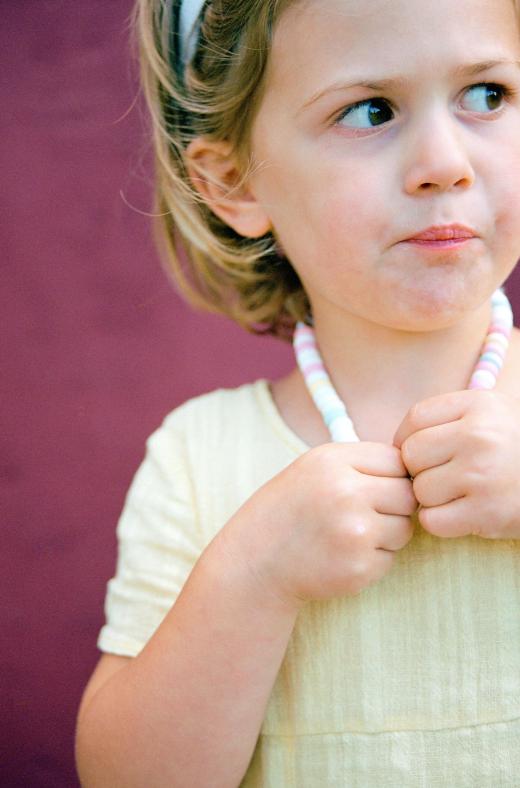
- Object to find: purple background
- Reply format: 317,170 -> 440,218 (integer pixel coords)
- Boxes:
2,2 -> 292,785
3,2 -> 520,786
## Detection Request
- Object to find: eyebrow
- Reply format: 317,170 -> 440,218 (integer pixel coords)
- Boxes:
298,59 -> 520,114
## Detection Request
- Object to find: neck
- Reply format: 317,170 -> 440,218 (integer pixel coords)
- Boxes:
309,298 -> 492,438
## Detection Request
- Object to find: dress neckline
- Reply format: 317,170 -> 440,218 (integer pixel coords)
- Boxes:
254,378 -> 312,454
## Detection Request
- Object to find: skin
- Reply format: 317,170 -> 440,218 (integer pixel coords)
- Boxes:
249,0 -> 520,328
73,8 -> 520,784
186,0 -> 520,539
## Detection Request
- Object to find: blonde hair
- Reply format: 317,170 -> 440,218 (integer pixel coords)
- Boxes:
130,0 -> 307,342
130,1 -> 520,342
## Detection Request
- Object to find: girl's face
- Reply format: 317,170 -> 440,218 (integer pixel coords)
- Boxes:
248,0 -> 520,330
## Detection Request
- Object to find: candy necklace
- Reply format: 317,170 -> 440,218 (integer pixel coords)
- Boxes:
293,288 -> 514,443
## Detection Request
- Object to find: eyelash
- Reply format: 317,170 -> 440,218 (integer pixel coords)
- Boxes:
333,82 -> 518,130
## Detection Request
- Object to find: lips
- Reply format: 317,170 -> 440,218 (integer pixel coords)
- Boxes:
404,224 -> 477,242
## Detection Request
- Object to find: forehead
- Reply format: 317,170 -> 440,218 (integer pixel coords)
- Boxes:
266,0 -> 520,98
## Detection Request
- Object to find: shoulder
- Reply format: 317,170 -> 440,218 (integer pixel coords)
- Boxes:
162,378 -> 267,427
119,379 -> 272,538
142,377 -> 303,493
152,379 -> 270,451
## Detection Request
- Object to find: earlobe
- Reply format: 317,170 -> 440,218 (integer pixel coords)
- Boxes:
184,137 -> 272,238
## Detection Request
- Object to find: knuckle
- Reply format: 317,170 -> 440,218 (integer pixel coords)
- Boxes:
342,517 -> 370,545
385,443 -> 405,467
329,516 -> 369,554
292,445 -> 335,488
327,470 -> 362,506
467,421 -> 499,449
337,472 -> 360,499
464,463 -> 493,493
411,473 -> 425,498
400,436 -> 416,469
407,401 -> 425,430
299,444 -> 349,483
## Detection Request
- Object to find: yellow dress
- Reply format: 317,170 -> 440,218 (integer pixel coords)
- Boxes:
97,380 -> 520,787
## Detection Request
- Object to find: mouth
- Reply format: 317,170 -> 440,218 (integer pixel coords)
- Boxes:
400,224 -> 478,250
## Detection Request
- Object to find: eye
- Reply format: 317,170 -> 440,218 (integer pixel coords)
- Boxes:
461,82 -> 510,113
335,98 -> 394,130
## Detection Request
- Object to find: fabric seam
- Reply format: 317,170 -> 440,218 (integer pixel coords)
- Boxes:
259,713 -> 520,738
254,379 -> 309,455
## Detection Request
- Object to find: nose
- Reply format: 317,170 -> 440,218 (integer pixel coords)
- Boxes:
403,106 -> 475,194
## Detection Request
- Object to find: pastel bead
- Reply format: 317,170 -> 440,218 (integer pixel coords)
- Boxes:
293,288 -> 513,443
488,324 -> 510,337
479,353 -> 503,369
486,332 -> 509,347
483,342 -> 506,358
475,360 -> 500,375
303,362 -> 326,375
469,369 -> 497,389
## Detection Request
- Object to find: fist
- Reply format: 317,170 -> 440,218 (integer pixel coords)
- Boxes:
393,390 -> 520,540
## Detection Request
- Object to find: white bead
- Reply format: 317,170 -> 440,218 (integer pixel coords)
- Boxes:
293,290 -> 512,443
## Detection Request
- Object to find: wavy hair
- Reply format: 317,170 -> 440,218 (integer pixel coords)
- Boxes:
130,0 -> 520,341
130,0 -> 307,341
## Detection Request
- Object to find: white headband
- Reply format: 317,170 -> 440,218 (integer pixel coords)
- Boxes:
179,0 -> 206,66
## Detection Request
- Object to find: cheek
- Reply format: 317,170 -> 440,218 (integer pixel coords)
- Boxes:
487,192 -> 520,280
310,164 -> 386,250
485,136 -> 520,251
494,179 -> 520,250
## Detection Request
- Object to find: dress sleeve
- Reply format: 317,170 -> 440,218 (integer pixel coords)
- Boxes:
96,404 -> 203,657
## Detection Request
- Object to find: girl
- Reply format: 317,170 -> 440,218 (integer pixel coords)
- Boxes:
75,0 -> 520,785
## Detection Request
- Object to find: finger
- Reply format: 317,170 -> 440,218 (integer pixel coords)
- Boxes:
370,476 -> 418,516
393,390 -> 476,448
348,441 -> 409,478
375,513 -> 416,551
401,420 -> 459,478
418,497 -> 472,538
413,460 -> 466,507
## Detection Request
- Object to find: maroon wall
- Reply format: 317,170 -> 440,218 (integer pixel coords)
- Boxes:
3,2 -> 520,787
2,3 -> 292,785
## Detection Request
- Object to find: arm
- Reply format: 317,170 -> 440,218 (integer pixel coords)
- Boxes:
75,520 -> 301,788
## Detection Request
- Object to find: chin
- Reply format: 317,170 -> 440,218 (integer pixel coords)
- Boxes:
383,254 -> 496,316
381,282 -> 490,332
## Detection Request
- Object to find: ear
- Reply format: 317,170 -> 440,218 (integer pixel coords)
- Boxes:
184,137 -> 272,238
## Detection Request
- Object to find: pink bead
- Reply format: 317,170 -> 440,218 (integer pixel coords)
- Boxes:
475,360 -> 500,374
294,339 -> 316,352
488,324 -> 511,338
482,342 -> 506,358
293,291 -> 512,442
302,361 -> 325,375
295,326 -> 313,340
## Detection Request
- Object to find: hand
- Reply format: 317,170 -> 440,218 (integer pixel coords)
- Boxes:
393,390 -> 520,539
221,442 -> 417,608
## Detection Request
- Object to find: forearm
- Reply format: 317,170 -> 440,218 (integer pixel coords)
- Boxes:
76,525 -> 301,788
